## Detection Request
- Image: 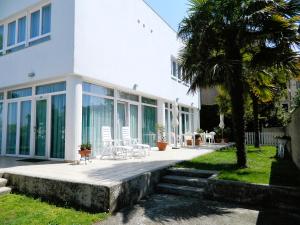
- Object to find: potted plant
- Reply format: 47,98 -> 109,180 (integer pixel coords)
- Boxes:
79,143 -> 92,157
156,124 -> 168,151
195,128 -> 204,145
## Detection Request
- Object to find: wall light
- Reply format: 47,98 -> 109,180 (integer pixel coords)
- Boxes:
133,84 -> 138,90
28,72 -> 35,78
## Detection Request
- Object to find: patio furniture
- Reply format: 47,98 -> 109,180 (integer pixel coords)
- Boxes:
101,126 -> 132,160
200,132 -> 207,144
122,127 -> 151,157
207,132 -> 216,144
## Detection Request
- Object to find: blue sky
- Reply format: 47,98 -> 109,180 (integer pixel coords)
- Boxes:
145,0 -> 189,31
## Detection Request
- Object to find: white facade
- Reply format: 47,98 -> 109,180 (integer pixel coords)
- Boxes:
0,0 -> 200,161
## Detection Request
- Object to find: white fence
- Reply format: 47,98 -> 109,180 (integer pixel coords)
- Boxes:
245,132 -> 284,146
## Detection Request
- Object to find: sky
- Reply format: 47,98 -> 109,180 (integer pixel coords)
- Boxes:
145,0 -> 189,31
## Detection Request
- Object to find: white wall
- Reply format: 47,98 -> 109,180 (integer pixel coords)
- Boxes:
74,0 -> 199,108
0,0 -> 75,89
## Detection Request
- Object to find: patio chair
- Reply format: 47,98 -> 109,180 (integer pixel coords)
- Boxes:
207,132 -> 216,144
122,127 -> 151,157
101,126 -> 132,160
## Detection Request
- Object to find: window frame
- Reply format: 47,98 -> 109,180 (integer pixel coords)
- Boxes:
0,1 -> 51,56
29,3 -> 51,43
5,14 -> 27,51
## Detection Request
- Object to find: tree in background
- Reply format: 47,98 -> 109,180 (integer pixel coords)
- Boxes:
179,0 -> 299,168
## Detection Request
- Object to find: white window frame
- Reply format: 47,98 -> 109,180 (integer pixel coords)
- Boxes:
5,14 -> 27,51
29,3 -> 51,43
0,1 -> 51,56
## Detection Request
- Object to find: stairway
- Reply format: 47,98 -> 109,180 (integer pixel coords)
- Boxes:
157,167 -> 217,197
0,174 -> 11,196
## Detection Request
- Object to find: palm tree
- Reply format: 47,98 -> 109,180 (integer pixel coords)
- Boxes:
179,0 -> 299,168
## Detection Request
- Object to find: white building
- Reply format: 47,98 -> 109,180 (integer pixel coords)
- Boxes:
0,0 -> 200,161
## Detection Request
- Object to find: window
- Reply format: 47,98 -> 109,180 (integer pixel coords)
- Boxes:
0,93 -> 3,100
117,91 -> 139,102
83,82 -> 114,97
171,59 -> 177,77
36,82 -> 66,95
42,5 -> 51,35
17,17 -> 26,43
7,88 -> 32,99
30,4 -> 51,40
142,97 -> 157,106
177,65 -> 182,80
7,21 -> 16,47
0,3 -> 51,55
0,25 -> 3,53
30,10 -> 40,38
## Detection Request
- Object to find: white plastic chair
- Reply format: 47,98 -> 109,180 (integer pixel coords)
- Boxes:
101,126 -> 131,159
207,132 -> 216,144
122,127 -> 151,157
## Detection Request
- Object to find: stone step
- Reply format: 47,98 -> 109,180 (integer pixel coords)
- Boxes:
157,183 -> 205,197
162,175 -> 208,188
166,167 -> 217,178
0,178 -> 8,188
0,187 -> 11,196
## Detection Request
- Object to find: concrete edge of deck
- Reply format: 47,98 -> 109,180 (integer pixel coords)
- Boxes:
2,166 -> 167,213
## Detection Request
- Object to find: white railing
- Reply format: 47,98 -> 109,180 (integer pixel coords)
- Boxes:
245,132 -> 284,146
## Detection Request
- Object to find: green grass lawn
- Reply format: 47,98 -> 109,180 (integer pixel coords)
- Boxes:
177,145 -> 300,187
0,194 -> 109,225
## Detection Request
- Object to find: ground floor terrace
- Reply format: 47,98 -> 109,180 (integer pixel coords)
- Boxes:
0,145 -> 227,212
0,75 -> 200,161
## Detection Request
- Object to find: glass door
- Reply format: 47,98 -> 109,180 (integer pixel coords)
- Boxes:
117,102 -> 127,140
129,104 -> 138,139
35,99 -> 48,157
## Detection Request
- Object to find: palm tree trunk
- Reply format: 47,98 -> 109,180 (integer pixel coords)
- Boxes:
251,94 -> 260,148
226,42 -> 247,168
230,84 -> 247,168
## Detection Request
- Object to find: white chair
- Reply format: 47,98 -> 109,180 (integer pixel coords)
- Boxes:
200,132 -> 206,144
101,126 -> 131,160
207,132 -> 216,144
122,127 -> 151,157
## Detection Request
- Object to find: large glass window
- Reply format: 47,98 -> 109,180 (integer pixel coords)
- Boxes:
0,25 -> 4,52
82,95 -> 114,155
19,101 -> 31,155
83,82 -> 114,97
6,102 -> 18,154
36,82 -> 66,95
8,88 -> 32,99
42,4 -> 51,35
130,105 -> 138,139
142,105 -> 157,147
17,17 -> 26,43
7,21 -> 16,47
0,93 -> 3,100
51,94 -> 66,159
30,10 -> 40,39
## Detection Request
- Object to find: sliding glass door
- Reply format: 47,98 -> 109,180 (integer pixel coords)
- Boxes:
130,104 -> 138,139
35,99 -> 47,157
142,105 -> 157,146
50,94 -> 66,159
6,102 -> 17,154
117,102 -> 126,140
19,101 -> 31,155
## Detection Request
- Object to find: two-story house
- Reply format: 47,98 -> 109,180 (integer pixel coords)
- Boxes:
0,0 -> 200,161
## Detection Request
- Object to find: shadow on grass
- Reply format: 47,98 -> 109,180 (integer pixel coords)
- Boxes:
177,161 -> 238,171
269,158 -> 300,187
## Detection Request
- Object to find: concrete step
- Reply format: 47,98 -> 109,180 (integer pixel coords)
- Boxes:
0,187 -> 11,196
157,183 -> 205,197
166,167 -> 217,178
0,178 -> 8,188
162,175 -> 208,188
